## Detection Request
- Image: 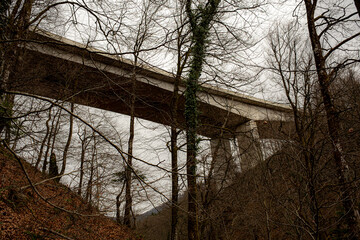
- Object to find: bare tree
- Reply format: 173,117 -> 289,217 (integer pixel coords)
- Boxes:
121,0 -> 163,228
302,0 -> 360,237
267,22 -> 328,239
167,3 -> 191,239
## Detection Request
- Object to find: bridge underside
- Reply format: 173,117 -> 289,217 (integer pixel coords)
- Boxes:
8,30 -> 295,173
10,42 -> 250,138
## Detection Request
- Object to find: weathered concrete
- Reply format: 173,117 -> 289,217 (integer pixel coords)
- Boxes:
210,138 -> 235,185
236,120 -> 264,171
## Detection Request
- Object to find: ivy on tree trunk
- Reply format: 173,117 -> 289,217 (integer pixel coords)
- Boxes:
184,0 -> 220,239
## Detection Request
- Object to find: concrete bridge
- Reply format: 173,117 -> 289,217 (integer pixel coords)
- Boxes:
10,29 -> 294,172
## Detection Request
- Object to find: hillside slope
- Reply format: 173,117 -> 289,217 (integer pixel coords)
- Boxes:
0,146 -> 140,240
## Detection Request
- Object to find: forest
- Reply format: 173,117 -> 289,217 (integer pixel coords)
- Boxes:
0,0 -> 360,239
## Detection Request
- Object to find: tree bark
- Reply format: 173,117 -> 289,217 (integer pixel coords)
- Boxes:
0,0 -> 34,136
304,0 -> 360,237
49,152 -> 59,181
116,182 -> 125,224
170,112 -> 179,240
78,128 -> 88,196
43,108 -> 61,174
124,61 -> 137,228
36,109 -> 52,169
86,142 -> 96,203
4,94 -> 13,144
170,68 -> 181,240
355,0 -> 360,18
60,102 -> 74,177
42,110 -> 58,173
170,24 -> 190,240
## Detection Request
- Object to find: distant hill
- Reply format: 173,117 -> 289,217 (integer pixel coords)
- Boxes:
0,146 -> 141,240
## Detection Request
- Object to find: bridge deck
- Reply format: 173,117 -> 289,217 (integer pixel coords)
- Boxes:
10,29 -> 293,138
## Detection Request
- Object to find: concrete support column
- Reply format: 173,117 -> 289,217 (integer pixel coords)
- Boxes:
236,120 -> 263,172
210,138 -> 235,186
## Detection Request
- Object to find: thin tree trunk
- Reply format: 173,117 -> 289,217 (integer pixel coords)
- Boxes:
86,144 -> 95,203
44,108 -> 61,174
42,109 -> 59,173
60,102 -> 74,177
50,108 -> 61,148
170,83 -> 180,240
170,31 -> 189,240
4,94 -> 14,144
49,152 -> 59,180
116,182 -> 126,224
124,60 -> 137,227
124,106 -> 134,227
78,147 -> 85,196
0,62 -> 11,135
95,154 -> 100,209
36,109 -> 52,169
78,128 -> 88,196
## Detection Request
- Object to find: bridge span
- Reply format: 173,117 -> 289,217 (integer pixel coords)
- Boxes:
10,29 -> 293,171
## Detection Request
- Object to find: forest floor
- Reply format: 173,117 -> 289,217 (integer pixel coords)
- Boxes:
0,146 -> 141,240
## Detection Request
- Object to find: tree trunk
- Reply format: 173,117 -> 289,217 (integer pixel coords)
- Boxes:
170,77 -> 180,240
60,102 -> 74,177
86,145 -> 95,203
184,1 -> 220,239
124,60 -> 137,227
355,0 -> 360,18
78,128 -> 88,196
304,0 -> 360,237
170,129 -> 179,240
116,182 -> 125,224
36,108 -> 52,169
0,0 -> 34,136
49,152 -> 59,181
78,147 -> 85,196
4,93 -> 13,144
42,111 -> 56,173
43,108 -> 61,174
170,31 -> 189,240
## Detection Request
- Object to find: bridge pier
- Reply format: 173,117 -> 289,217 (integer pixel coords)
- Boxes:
209,119 -> 264,181
236,120 -> 263,172
209,137 -> 235,186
